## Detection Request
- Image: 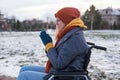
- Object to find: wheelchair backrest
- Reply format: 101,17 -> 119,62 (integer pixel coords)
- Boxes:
83,42 -> 107,72
83,47 -> 91,72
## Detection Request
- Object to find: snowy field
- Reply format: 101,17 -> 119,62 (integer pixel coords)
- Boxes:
0,30 -> 120,80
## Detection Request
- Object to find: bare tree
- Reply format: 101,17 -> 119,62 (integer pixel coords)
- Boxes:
89,5 -> 96,31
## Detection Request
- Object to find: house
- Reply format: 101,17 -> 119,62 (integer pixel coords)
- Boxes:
0,11 -> 10,31
98,7 -> 120,29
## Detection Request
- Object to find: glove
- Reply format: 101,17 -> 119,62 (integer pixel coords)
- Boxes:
40,30 -> 53,52
40,30 -> 52,45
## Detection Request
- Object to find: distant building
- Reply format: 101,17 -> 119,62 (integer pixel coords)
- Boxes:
0,11 -> 10,31
98,7 -> 120,29
0,11 -> 4,30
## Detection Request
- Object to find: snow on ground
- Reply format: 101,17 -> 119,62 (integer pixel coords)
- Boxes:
84,30 -> 120,80
0,30 -> 120,80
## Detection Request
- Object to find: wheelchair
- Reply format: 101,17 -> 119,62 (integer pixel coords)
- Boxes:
44,42 -> 107,80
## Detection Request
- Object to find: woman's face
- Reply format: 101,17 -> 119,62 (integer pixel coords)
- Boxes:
56,17 -> 65,32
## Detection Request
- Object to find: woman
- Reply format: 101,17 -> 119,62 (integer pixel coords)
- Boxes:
17,7 -> 89,80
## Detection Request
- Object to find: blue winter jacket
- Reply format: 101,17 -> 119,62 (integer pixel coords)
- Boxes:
47,27 -> 89,74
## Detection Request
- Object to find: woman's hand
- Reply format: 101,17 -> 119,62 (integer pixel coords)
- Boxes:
40,30 -> 52,45
40,30 -> 53,52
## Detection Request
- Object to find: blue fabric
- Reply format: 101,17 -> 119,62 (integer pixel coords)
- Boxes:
17,66 -> 47,80
47,28 -> 89,73
40,30 -> 52,45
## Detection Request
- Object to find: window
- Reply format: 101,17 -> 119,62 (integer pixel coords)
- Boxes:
106,11 -> 108,14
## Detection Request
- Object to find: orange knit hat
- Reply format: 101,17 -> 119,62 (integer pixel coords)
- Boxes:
55,7 -> 80,25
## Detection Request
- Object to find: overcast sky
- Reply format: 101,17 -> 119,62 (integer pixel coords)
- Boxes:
0,0 -> 120,21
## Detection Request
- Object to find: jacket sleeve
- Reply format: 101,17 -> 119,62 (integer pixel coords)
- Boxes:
47,34 -> 88,69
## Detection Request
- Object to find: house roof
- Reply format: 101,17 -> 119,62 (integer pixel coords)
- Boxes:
112,9 -> 120,15
98,7 -> 120,16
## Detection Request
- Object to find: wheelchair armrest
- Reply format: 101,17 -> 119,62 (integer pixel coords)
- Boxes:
45,71 -> 90,80
47,71 -> 90,80
53,71 -> 88,76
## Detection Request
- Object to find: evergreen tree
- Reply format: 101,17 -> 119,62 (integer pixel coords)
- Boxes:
94,10 -> 102,29
16,20 -> 21,31
81,5 -> 103,30
81,9 -> 91,29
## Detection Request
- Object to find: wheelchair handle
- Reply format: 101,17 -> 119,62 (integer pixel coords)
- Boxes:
87,42 -> 95,45
93,45 -> 107,51
87,42 -> 107,51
